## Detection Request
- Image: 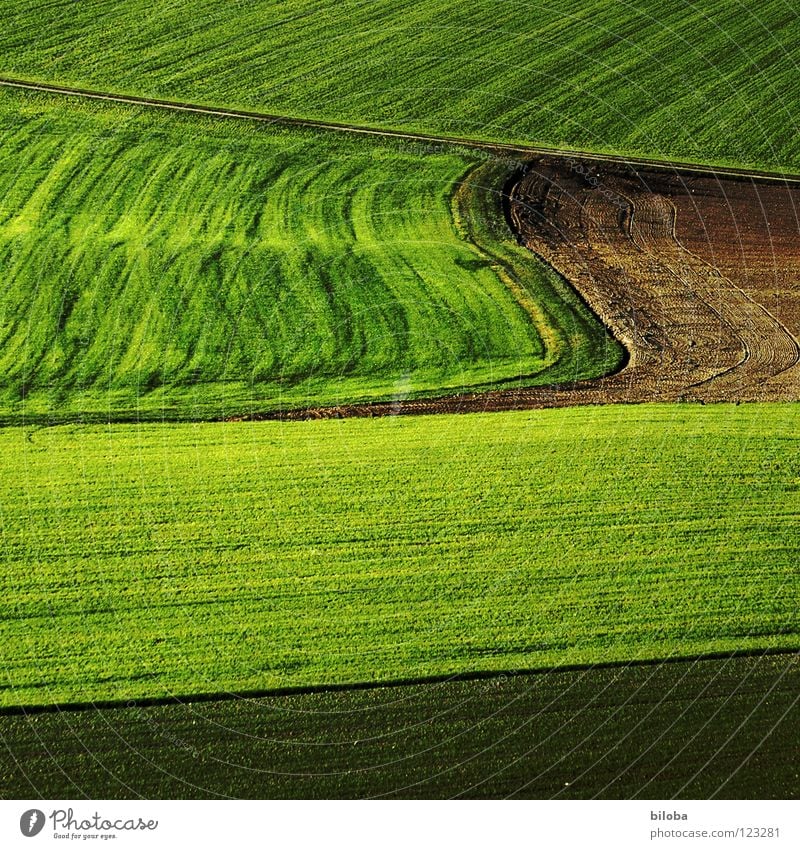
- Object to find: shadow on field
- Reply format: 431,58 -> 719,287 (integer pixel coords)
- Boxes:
1,655 -> 797,799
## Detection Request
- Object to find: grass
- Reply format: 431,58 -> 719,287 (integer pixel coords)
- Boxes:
1,404 -> 797,709
0,89 -> 619,423
1,655 -> 797,799
2,1 -> 800,170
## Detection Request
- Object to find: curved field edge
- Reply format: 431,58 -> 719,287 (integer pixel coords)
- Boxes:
1,404 -> 797,708
3,1 -> 800,172
0,89 -> 619,425
1,655 -> 797,799
453,159 -> 623,387
507,158 -> 800,406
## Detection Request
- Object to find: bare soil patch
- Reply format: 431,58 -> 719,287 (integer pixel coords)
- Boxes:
3,80 -> 795,418
508,159 -> 800,405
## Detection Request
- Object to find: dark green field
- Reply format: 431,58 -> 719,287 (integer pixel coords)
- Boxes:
3,1 -> 800,169
2,656 -> 796,799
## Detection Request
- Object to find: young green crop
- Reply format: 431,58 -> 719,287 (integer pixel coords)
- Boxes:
1,404 -> 797,708
0,90 -> 619,423
2,0 -> 799,170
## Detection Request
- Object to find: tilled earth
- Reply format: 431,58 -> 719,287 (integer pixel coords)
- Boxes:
509,158 -> 800,404
256,157 -> 800,419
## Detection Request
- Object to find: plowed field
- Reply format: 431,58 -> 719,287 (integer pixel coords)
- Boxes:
510,160 -> 800,404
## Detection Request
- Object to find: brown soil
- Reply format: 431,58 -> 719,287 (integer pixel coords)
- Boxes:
508,158 -> 800,404
254,157 -> 800,420
2,79 -> 797,419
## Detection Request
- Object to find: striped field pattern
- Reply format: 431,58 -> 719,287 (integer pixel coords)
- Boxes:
1,405 -> 797,708
2,1 -> 799,169
0,90 -> 618,422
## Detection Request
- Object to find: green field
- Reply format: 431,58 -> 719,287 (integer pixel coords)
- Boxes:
0,90 -> 618,423
2,1 -> 799,169
2,0 -> 799,802
1,405 -> 797,708
2,656 -> 796,799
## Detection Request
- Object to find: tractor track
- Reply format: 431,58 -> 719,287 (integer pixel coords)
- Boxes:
3,76 -> 800,185
261,159 -> 800,421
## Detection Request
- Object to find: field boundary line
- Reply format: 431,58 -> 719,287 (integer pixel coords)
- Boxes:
1,648 -> 797,717
3,76 -> 800,185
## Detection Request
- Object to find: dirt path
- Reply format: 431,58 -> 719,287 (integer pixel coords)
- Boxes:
3,75 -> 800,186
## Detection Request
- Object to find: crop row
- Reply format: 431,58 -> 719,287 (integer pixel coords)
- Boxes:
0,90 -> 618,422
3,0 -> 799,169
2,655 -> 796,798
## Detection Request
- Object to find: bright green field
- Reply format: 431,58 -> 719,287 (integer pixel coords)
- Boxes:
1,404 -> 797,708
0,90 -> 618,422
2,1 -> 799,169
